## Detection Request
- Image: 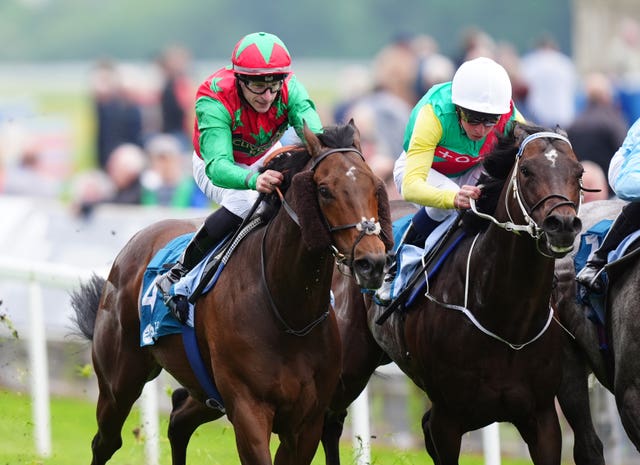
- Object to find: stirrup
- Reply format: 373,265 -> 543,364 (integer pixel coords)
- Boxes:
163,294 -> 190,325
374,272 -> 396,306
576,265 -> 605,294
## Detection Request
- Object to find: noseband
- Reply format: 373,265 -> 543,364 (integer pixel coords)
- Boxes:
470,131 -> 580,255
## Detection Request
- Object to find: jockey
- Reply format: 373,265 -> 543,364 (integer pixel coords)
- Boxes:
156,32 -> 323,319
376,56 -> 526,305
576,117 -> 640,293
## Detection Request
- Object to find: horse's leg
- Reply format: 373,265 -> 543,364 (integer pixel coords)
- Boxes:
321,409 -> 347,465
228,399 -> 274,465
421,409 -> 441,464
556,338 -> 605,465
514,405 -> 562,465
614,364 -> 640,452
168,387 -> 224,465
90,354 -> 159,465
423,406 -> 462,465
275,413 -> 325,465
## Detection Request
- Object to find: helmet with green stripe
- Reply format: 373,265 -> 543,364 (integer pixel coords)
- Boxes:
231,32 -> 291,78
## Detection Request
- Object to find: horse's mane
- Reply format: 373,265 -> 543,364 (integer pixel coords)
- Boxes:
461,122 -> 559,234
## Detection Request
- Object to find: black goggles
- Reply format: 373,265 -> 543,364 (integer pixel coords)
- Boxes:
458,108 -> 501,127
238,76 -> 284,95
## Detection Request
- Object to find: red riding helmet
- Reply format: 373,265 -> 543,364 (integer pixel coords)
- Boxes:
231,32 -> 292,76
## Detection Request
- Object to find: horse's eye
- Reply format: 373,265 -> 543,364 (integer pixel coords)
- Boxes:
520,166 -> 530,177
318,185 -> 332,198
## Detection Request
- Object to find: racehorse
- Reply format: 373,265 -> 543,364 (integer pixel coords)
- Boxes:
322,122 -> 584,465
553,197 -> 640,465
71,121 -> 394,465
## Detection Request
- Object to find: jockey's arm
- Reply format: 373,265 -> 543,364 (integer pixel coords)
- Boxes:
197,97 -> 260,190
402,105 -> 457,209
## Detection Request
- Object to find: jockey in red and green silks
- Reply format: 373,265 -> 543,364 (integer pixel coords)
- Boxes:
157,32 -> 324,321
192,66 -> 322,191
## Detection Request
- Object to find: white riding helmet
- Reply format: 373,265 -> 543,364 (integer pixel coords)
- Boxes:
451,57 -> 512,114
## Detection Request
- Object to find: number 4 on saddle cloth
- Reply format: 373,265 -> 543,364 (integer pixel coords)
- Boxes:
140,232 -> 213,345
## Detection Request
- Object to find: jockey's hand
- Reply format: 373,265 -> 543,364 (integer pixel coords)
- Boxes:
256,169 -> 284,194
454,185 -> 481,210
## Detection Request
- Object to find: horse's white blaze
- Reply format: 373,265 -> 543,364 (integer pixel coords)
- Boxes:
346,166 -> 357,181
545,149 -> 558,168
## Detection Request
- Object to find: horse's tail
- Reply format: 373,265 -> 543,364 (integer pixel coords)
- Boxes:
70,274 -> 105,341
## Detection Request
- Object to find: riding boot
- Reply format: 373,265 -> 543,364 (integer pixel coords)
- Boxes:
374,209 -> 441,306
576,202 -> 640,293
156,207 -> 242,322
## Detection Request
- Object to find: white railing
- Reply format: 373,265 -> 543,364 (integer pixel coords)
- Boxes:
0,257 -> 501,465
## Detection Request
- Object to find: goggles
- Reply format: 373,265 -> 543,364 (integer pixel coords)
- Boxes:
238,76 -> 284,95
459,108 -> 501,127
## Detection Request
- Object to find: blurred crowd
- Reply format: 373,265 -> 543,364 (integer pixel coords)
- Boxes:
3,21 -> 640,212
330,24 -> 640,203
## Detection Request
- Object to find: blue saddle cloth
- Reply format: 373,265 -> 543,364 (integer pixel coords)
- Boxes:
575,219 -> 640,326
388,213 -> 458,303
139,233 -> 218,347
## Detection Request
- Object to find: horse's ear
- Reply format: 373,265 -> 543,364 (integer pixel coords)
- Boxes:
556,126 -> 568,138
513,122 -> 528,145
347,118 -> 362,152
302,122 -> 323,158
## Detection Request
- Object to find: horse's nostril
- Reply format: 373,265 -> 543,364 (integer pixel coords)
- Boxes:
354,259 -> 373,274
543,214 -> 581,234
543,216 -> 562,232
572,217 -> 582,232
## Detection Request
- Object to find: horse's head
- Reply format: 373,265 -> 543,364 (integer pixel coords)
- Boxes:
471,123 -> 583,258
506,124 -> 583,257
287,120 -> 393,290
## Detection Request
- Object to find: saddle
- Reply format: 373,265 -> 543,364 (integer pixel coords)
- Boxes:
376,214 -> 465,324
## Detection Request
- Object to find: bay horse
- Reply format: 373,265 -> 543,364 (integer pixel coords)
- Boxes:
71,122 -> 393,465
553,197 -> 640,465
322,122 -> 584,465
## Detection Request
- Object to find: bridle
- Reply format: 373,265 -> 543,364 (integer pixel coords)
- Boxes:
262,146 -> 384,336
469,131 -> 580,257
426,131 -> 579,349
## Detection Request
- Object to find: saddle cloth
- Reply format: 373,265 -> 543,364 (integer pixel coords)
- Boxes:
388,213 -> 458,303
575,219 -> 640,325
139,233 -> 218,346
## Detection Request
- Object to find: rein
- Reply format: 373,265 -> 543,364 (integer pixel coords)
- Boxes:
424,233 -> 555,350
262,145 -> 383,335
469,131 -> 580,257
260,219 -> 330,336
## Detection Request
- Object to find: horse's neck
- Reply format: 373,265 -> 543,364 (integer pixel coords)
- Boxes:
263,213 -> 335,314
471,224 -> 555,329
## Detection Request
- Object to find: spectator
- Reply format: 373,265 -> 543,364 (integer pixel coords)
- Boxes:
2,139 -> 61,197
345,101 -> 406,200
156,45 -> 196,151
495,41 -> 529,114
520,34 -> 578,128
608,18 -> 640,83
70,142 -> 147,217
90,59 -> 144,169
568,72 -> 628,196
140,134 -> 209,208
104,143 -> 146,204
580,160 -> 610,203
371,35 -> 420,107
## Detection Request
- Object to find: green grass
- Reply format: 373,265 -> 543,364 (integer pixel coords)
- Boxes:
0,389 -> 536,465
